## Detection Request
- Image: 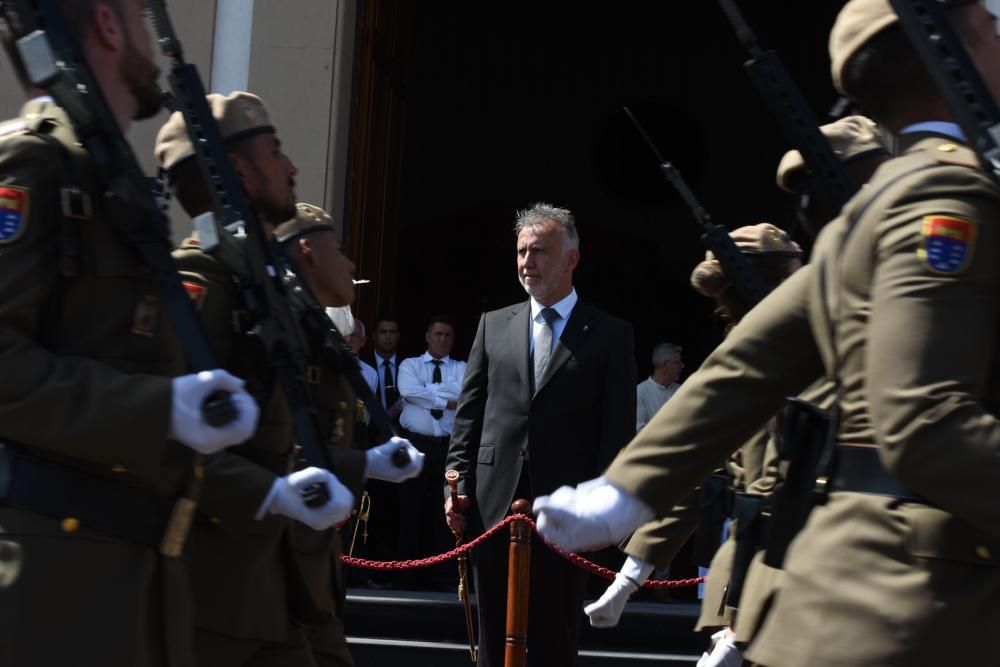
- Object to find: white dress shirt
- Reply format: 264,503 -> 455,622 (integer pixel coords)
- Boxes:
636,377 -> 680,432
374,353 -> 399,408
358,359 -> 378,394
529,288 -> 578,353
398,352 -> 467,437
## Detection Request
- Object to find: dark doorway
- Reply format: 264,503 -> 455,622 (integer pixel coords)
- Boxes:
353,1 -> 846,369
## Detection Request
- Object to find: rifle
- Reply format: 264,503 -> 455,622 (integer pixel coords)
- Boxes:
1,0 -> 236,555
146,1 -> 407,501
718,0 -> 858,235
890,0 -> 1000,181
623,107 -> 770,308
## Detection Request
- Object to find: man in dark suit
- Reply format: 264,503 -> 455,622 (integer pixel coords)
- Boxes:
444,202 -> 636,666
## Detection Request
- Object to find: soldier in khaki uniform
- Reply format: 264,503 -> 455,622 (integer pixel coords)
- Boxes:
584,117 -> 888,641
585,223 -> 803,631
155,93 -> 421,666
537,1 -> 1000,664
0,2 -> 260,666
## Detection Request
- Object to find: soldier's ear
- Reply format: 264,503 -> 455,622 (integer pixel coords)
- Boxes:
91,3 -> 126,52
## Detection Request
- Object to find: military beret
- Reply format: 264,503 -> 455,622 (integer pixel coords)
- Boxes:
776,115 -> 889,192
154,91 -> 275,172
829,0 -> 977,94
690,223 -> 802,298
274,202 -> 337,244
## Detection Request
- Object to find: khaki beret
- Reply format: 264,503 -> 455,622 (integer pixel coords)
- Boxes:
691,223 -> 802,298
154,91 -> 275,172
776,115 -> 889,192
829,0 -> 976,94
274,202 -> 337,244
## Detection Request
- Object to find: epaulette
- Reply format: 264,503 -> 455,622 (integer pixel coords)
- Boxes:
928,140 -> 980,169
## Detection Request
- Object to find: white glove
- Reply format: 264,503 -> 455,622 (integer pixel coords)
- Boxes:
696,629 -> 742,667
169,370 -> 259,454
258,467 -> 354,531
584,556 -> 654,627
366,437 -> 425,482
533,477 -> 653,552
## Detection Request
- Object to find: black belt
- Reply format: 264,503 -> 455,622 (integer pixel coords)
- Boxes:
830,444 -> 928,503
0,443 -> 175,549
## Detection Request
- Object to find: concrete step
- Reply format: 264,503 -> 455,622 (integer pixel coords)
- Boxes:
343,588 -> 711,664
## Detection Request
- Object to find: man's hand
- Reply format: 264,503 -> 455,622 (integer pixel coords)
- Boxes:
169,369 -> 260,454
258,467 -> 354,531
366,437 -> 424,482
532,477 -> 653,552
585,573 -> 639,628
388,401 -> 404,418
696,629 -> 742,667
445,494 -> 470,533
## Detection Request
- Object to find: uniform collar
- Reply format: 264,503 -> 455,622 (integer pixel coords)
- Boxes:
898,121 -> 965,141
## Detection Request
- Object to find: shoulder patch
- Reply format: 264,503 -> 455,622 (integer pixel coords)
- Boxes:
182,281 -> 207,308
918,215 -> 977,275
0,186 -> 29,245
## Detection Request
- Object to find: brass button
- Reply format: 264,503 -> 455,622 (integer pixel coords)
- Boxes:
976,545 -> 991,560
60,517 -> 80,533
938,142 -> 958,153
194,464 -> 205,481
110,464 -> 128,474
210,517 -> 222,525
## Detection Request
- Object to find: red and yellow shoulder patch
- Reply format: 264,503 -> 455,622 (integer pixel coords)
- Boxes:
917,215 -> 977,275
0,185 -> 29,245
182,281 -> 207,308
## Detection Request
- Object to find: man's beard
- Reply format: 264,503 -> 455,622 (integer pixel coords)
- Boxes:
518,257 -> 567,301
121,41 -> 163,121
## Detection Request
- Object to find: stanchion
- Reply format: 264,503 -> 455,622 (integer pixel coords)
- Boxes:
505,499 -> 531,667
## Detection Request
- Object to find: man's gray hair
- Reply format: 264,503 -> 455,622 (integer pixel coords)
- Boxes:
513,202 -> 580,251
354,318 -> 367,338
651,342 -> 682,367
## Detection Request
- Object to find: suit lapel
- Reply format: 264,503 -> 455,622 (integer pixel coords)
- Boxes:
535,301 -> 595,395
507,301 -> 532,391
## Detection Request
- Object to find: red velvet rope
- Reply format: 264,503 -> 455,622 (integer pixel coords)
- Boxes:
340,513 -> 705,589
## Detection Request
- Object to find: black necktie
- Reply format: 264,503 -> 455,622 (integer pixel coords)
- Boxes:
382,360 -> 398,407
430,359 -> 444,420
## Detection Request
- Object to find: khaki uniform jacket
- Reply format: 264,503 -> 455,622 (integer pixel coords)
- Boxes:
0,100 -> 193,666
174,240 -> 367,643
748,135 -> 1000,666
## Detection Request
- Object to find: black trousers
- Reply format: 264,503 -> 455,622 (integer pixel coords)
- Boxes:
397,429 -> 454,589
470,471 -> 588,667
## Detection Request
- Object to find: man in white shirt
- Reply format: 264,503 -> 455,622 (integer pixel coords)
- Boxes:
397,315 -> 467,588
636,342 -> 684,431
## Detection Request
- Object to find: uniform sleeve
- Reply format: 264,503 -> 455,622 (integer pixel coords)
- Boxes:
175,252 -> 277,525
0,134 -> 172,475
622,490 -> 701,568
867,189 -> 1000,540
605,266 -> 823,515
445,314 -> 488,498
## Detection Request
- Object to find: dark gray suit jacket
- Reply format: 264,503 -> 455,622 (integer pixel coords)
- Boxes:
445,298 -> 637,530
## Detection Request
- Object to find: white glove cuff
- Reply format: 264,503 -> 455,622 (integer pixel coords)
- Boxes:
255,478 -> 283,520
621,555 -> 654,585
